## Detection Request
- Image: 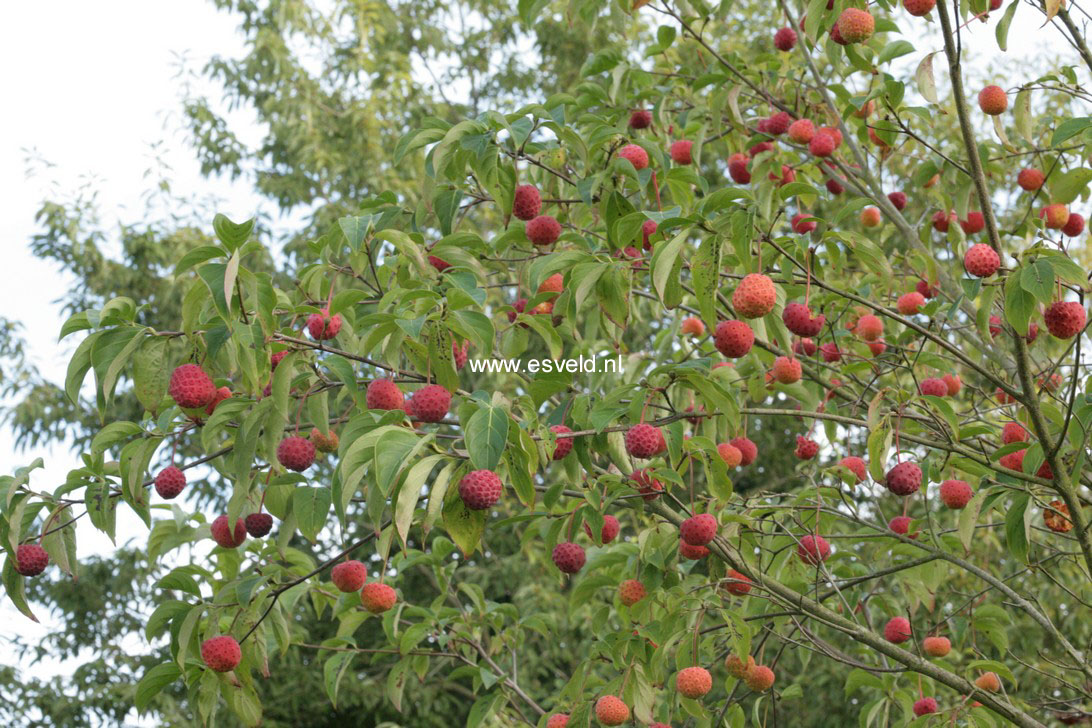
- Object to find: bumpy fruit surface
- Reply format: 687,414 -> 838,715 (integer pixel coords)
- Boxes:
169,364 -> 217,409
307,309 -> 342,340
331,560 -> 368,592
458,469 -> 504,510
547,714 -> 570,728
512,184 -> 542,221
629,109 -> 652,129
771,356 -> 802,384
731,436 -> 758,465
619,579 -> 646,606
205,386 -> 231,415
837,8 -> 875,42
526,215 -> 562,246
855,314 -> 883,341
939,479 -> 973,509
360,582 -> 397,613
617,144 -> 649,170
904,0 -> 936,16
732,274 -> 776,318
452,339 -> 470,369
210,515 -> 247,548
14,544 -> 49,577
885,461 -> 922,496
978,85 -> 1008,115
840,456 -> 867,483
277,436 -> 316,472
782,302 -> 825,336
884,616 -> 912,643
154,466 -> 186,499
745,665 -> 775,692
725,654 -> 756,679
594,695 -> 630,726
584,514 -> 620,544
676,666 -> 713,698
669,139 -> 693,164
201,636 -> 242,672
679,540 -> 709,560
1044,301 -> 1086,338
244,512 -> 273,537
625,423 -> 665,458
889,516 -> 916,537
923,636 -> 951,657
409,384 -> 452,422
920,377 -> 947,397
787,119 -> 814,144
809,131 -> 836,157
774,26 -> 797,50
794,436 -> 819,460
714,320 -> 755,357
1044,500 -> 1072,532
964,243 -> 1001,277
913,698 -> 938,716
975,672 -> 1001,692
680,513 -> 717,546
310,427 -> 340,453
1042,203 -> 1069,229
551,542 -> 586,574
550,424 -> 574,460
723,569 -> 753,596
1002,422 -> 1027,444
366,378 -> 404,410
897,291 -> 926,315
631,469 -> 663,500
797,534 -> 831,565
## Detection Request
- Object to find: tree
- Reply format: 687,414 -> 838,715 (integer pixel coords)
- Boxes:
4,0 -> 1092,726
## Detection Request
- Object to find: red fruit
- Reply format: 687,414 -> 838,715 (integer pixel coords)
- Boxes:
772,356 -> 802,384
731,436 -> 758,465
154,466 -> 186,499
964,243 -> 1000,277
978,85 -> 1008,115
913,698 -> 938,716
429,254 -> 451,272
791,212 -> 817,234
1062,213 -> 1085,237
1042,203 -> 1070,229
885,461 -> 922,496
819,343 -> 842,362
619,579 -> 646,606
169,364 -> 217,409
366,379 -> 404,410
205,386 -> 232,415
1045,500 -> 1073,532
887,191 -> 907,210
725,654 -> 756,678
457,469 -> 504,510
897,292 -> 926,316
629,109 -> 652,129
840,456 -> 868,483
618,144 -> 649,170
550,424 -> 574,460
728,153 -> 752,184
723,569 -> 753,596
526,215 -> 562,246
884,616 -> 912,643
766,112 -> 792,136
409,384 -> 452,422
774,26 -> 797,50
676,666 -> 713,698
916,279 -> 938,299
920,377 -> 947,397
837,8 -> 875,43
809,131 -> 836,157
769,164 -> 795,186
551,541 -> 586,574
794,436 -> 819,460
14,544 -> 49,577
782,302 -> 825,336
923,636 -> 951,657
584,514 -> 620,544
943,374 -> 962,395
679,539 -> 710,560
201,636 -> 242,672
331,560 -> 368,592
855,314 -> 884,341
680,513 -> 718,546
452,339 -> 469,370
788,119 -> 815,144
641,219 -> 658,249
794,338 -> 819,356
625,423 -> 665,458
904,0 -> 936,15
932,209 -> 955,232
360,582 -> 397,613
512,184 -> 542,220
680,317 -> 705,337
307,309 -> 342,340
1044,301 -> 1087,338
975,672 -> 1001,692
960,211 -> 985,234
244,512 -> 273,537
714,320 -> 755,358
547,714 -> 570,728
270,351 -> 287,370
669,139 -> 693,164
797,534 -> 831,565
888,516 -> 917,538
732,274 -> 776,319
594,695 -> 630,726
277,436 -> 316,472
210,515 -> 247,549
1017,168 -> 1044,191
860,207 -> 882,227
999,448 -> 1026,471
1002,422 -> 1027,444
939,479 -> 973,509
745,665 -> 775,692
749,140 -> 774,157
829,22 -> 849,45
989,315 -> 1002,337
631,469 -> 663,500
867,339 -> 887,356
990,0 -> 1003,9
507,298 -> 528,323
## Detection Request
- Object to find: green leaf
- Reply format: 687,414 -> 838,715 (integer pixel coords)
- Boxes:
442,489 -> 486,556
465,405 -> 510,471
876,40 -> 914,65
1048,167 -> 1092,204
135,662 -> 182,713
1004,272 -> 1036,336
213,213 -> 255,251
293,487 -> 332,542
1,557 -> 38,622
651,229 -> 686,305
1019,259 -> 1055,304
1004,492 -> 1030,562
1052,117 -> 1092,146
995,0 -> 1019,51
132,336 -> 169,415
959,490 -> 986,551
394,455 -> 443,546
323,649 -> 355,709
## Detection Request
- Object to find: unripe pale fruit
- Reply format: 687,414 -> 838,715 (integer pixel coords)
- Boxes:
1044,301 -> 1086,338
169,364 -> 217,409
978,85 -> 1008,115
360,582 -> 397,613
310,427 -> 340,453
897,291 -> 926,315
551,541 -> 586,574
526,215 -> 562,246
594,696 -> 630,726
277,436 -> 316,472
745,665 -> 775,692
1041,203 -> 1069,229
975,672 -> 1001,692
714,320 -> 755,357
201,636 -> 242,672
884,616 -> 912,643
210,515 -> 247,548
618,143 -> 649,170
676,666 -> 713,698
923,636 -> 951,657
680,513 -> 717,546
860,207 -> 882,227
458,469 -> 504,510
154,466 -> 186,499
797,534 -> 831,565
771,356 -> 802,384
307,309 -> 341,340
732,274 -> 776,318
939,479 -> 973,509
669,139 -> 693,164
619,579 -> 646,606
837,8 -> 875,43
14,544 -> 49,576
885,461 -> 922,496
331,560 -> 368,592
512,184 -> 542,221
625,423 -> 665,458
963,243 -> 1000,277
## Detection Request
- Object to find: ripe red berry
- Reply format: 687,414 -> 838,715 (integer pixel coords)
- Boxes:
788,119 -> 815,144
1002,422 -> 1027,444
860,207 -> 882,227
732,274 -> 776,319
960,211 -> 985,234
669,139 -> 693,164
731,436 -> 758,466
244,512 -> 273,537
837,8 -> 875,43
782,302 -> 825,336
154,466 -> 186,499
829,22 -> 849,45
331,560 -> 368,592
205,386 -> 232,415
594,695 -> 630,726
887,191 -> 908,210
631,468 -> 663,500
618,144 -> 649,170
1062,212 -> 1085,237
1017,168 -> 1044,191
904,0 -> 936,16
920,377 -> 947,397
512,184 -> 542,221
976,672 -> 1001,692
14,543 -> 49,577
943,374 -> 962,395
932,209 -> 954,232
547,714 -> 570,728
551,541 -> 586,574
885,461 -> 922,496
408,384 -> 452,422
774,26 -> 797,51
201,635 -> 241,672
458,469 -> 504,510
641,219 -> 658,249
625,423 -> 665,458
1044,301 -> 1087,338
916,279 -> 938,299
923,636 -> 951,657
428,254 -> 450,272
584,514 -> 620,544
809,131 -> 836,157
210,515 -> 247,549
728,153 -> 752,184
794,338 -> 818,356
939,479 -> 973,509
629,109 -> 652,129
771,356 -> 802,384
676,666 -> 713,698
360,582 -> 397,613
307,309 -> 342,340
840,456 -> 868,483
794,436 -> 819,460
679,539 -> 710,560
277,436 -> 316,472
978,85 -> 1008,115
819,343 -> 842,363
680,513 -> 718,546
526,215 -> 562,246
884,616 -> 912,643
888,516 -> 917,538
963,243 -> 1000,277
680,316 -> 705,337
791,212 -> 817,234
745,665 -> 776,691
366,378 -> 404,410
723,569 -> 753,596
714,320 -> 755,357
797,534 -> 831,565
619,579 -> 646,606
169,364 -> 217,409
913,697 -> 938,716
855,314 -> 884,341
549,424 -> 574,460
897,291 -> 926,315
